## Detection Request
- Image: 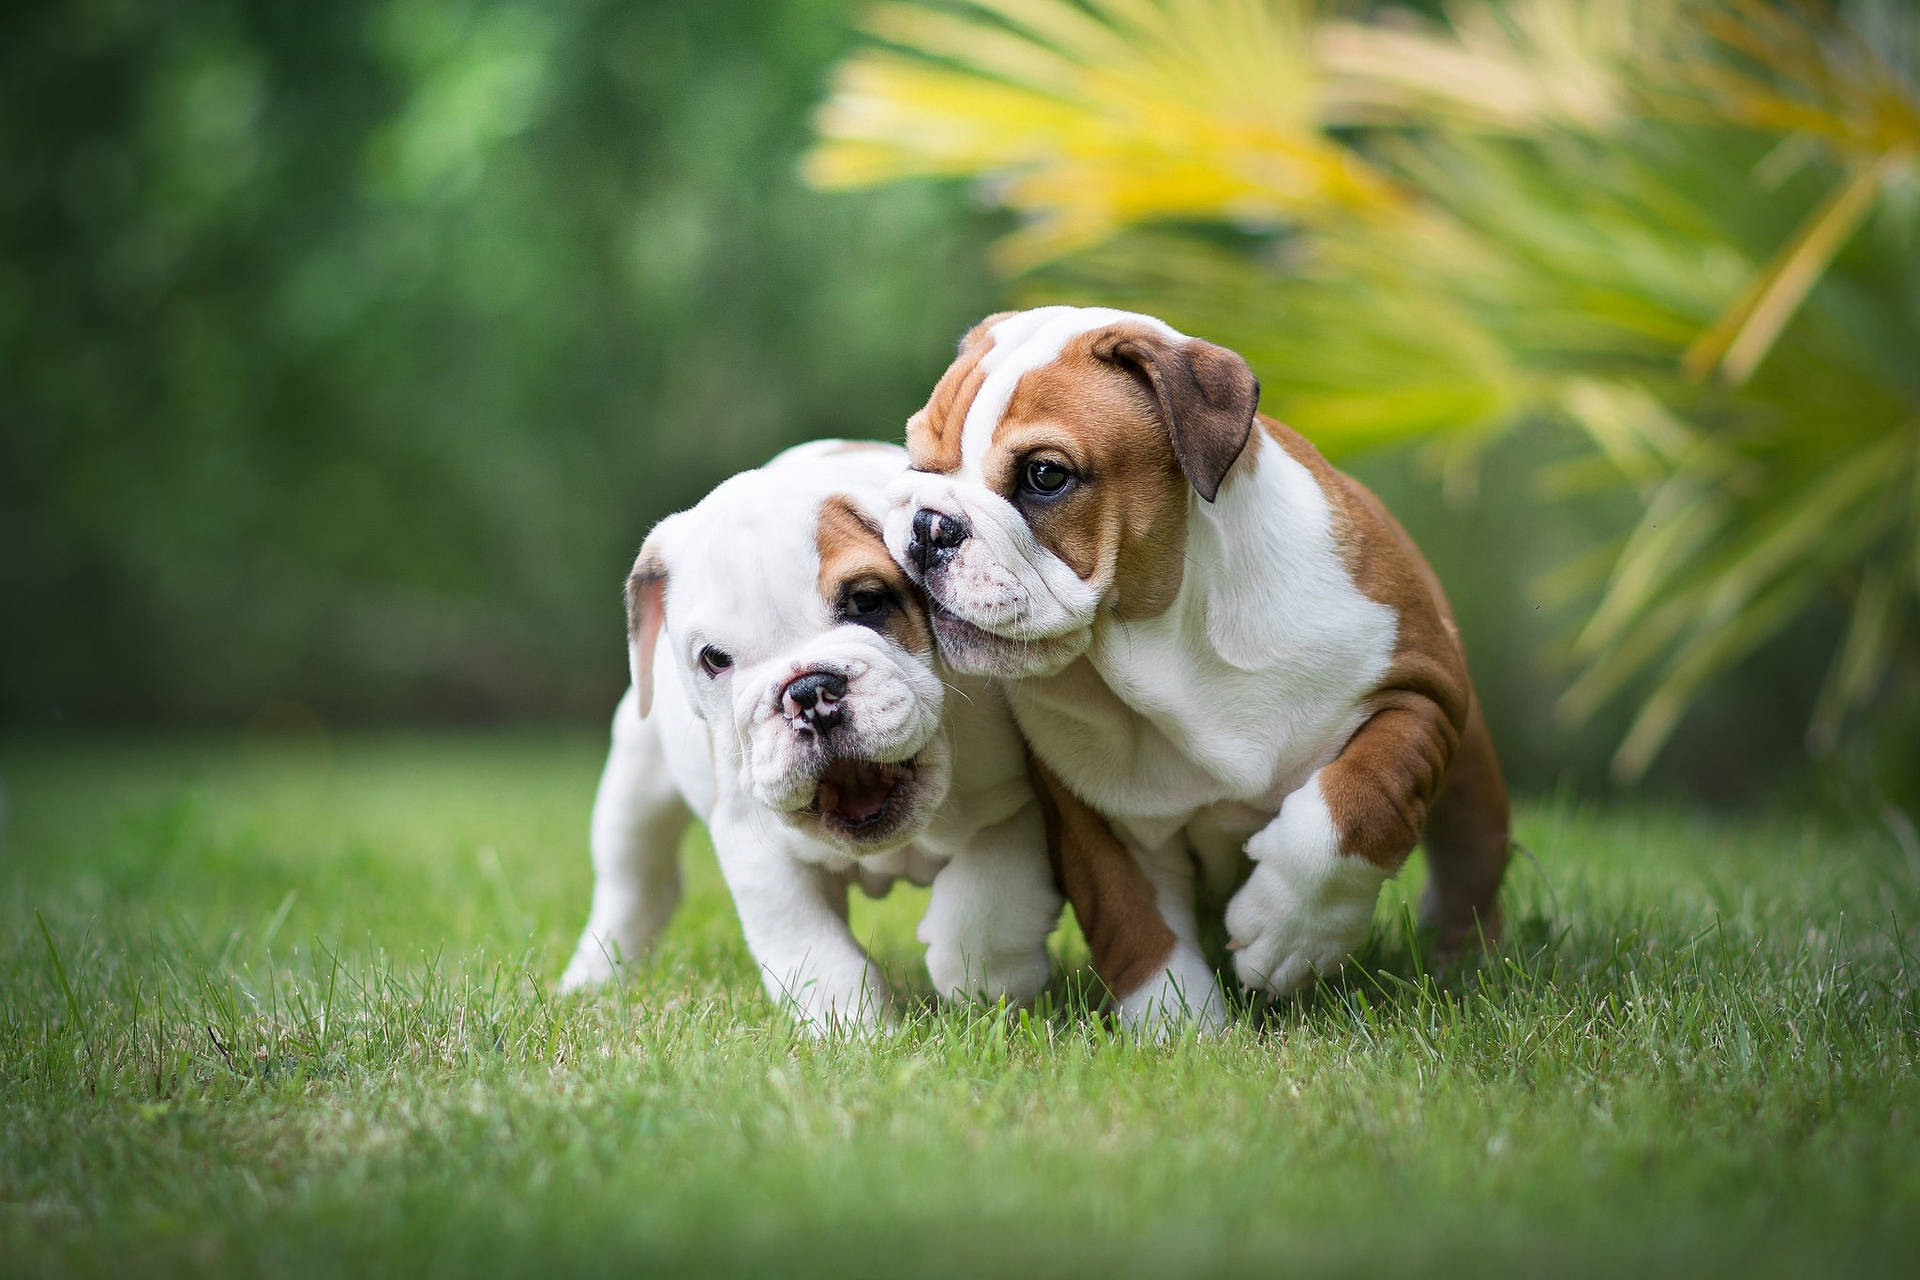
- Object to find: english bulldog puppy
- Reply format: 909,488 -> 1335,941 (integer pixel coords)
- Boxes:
560,440 -> 1062,1032
886,306 -> 1511,1033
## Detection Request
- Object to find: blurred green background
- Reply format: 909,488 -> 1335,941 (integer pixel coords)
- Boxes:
2,0 -> 1004,725
4,0 -> 1916,808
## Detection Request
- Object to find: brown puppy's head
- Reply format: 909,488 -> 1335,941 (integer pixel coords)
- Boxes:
882,307 -> 1259,677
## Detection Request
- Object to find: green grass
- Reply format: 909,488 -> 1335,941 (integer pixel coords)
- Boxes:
3,734 -> 1917,1278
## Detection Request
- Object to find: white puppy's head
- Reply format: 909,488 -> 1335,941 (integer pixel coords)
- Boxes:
628,441 -> 951,854
883,306 -> 1260,678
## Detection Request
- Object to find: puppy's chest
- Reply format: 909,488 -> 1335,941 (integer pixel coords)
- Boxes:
815,844 -> 945,894
1017,606 -> 1390,820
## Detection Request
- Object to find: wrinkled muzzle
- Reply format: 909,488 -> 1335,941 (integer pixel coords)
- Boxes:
732,630 -> 952,850
884,472 -> 1098,678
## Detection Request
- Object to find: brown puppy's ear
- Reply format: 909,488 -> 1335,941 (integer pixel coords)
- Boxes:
1093,327 -> 1259,503
626,542 -> 668,718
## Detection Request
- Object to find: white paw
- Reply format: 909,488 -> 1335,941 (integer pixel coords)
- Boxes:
924,940 -> 1051,1008
915,847 -> 1061,1009
558,931 -> 625,992
775,968 -> 893,1037
1225,778 -> 1389,996
1226,857 -> 1382,995
1113,954 -> 1229,1039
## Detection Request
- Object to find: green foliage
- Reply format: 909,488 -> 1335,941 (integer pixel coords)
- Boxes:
809,0 -> 1920,790
0,0 -> 1004,724
4,735 -> 1919,1275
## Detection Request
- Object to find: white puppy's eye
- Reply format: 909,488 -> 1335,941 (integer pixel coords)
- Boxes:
698,645 -> 733,676
844,587 -> 892,623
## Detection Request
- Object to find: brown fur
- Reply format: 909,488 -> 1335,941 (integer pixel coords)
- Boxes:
815,495 -> 933,656
1421,698 -> 1511,948
1088,326 -> 1258,503
989,336 -> 1193,619
1030,755 -> 1177,1001
1263,418 -> 1510,941
906,313 -> 1016,475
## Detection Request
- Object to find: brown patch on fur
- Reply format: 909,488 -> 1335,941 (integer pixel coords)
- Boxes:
1421,695 -> 1511,950
987,337 -> 1193,618
955,321 -> 1260,621
1260,417 -> 1511,940
1030,754 -> 1176,1001
904,312 -> 1016,475
816,494 -> 933,655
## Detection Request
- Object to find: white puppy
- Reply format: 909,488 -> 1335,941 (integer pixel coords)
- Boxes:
560,440 -> 1062,1032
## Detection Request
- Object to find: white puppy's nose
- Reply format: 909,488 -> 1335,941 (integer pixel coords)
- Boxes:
782,670 -> 846,734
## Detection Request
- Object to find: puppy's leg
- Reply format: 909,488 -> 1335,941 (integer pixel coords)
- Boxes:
561,689 -> 691,991
710,803 -> 890,1034
1113,839 -> 1229,1036
1227,683 -> 1461,996
918,800 -> 1062,1006
1418,691 -> 1510,954
1032,761 -> 1226,1035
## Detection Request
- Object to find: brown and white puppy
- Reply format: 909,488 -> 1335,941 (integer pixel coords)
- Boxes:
562,440 -> 1061,1032
885,307 -> 1510,1032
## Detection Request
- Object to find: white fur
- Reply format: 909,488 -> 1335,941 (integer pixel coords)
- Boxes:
1110,834 -> 1229,1038
883,470 -> 1099,670
1017,433 -> 1398,1014
1224,771 -> 1389,995
562,442 -> 1062,1032
957,306 -> 1176,482
889,306 -> 1405,1026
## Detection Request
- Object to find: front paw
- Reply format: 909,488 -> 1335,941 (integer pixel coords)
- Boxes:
1225,855 -> 1384,995
1114,959 -> 1230,1039
558,930 -> 626,993
1226,779 -> 1391,995
778,968 -> 894,1037
924,940 -> 1051,1008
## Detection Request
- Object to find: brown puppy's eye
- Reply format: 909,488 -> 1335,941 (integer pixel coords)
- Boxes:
1021,458 -> 1073,496
698,646 -> 733,676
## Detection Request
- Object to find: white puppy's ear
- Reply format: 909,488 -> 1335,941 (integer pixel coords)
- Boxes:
1094,328 -> 1259,503
626,540 -> 668,718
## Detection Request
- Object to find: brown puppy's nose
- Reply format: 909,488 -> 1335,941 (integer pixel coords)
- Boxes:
783,670 -> 847,734
909,508 -> 969,572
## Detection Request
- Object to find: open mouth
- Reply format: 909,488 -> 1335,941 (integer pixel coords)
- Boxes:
806,755 -> 918,838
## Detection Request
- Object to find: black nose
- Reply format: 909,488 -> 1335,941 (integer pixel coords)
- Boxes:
909,507 -> 969,571
783,670 -> 847,733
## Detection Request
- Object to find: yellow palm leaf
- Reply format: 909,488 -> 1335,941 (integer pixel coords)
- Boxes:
806,0 -> 1398,266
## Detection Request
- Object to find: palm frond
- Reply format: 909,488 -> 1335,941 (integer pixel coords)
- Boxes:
807,0 -> 1398,268
1316,0 -> 1683,133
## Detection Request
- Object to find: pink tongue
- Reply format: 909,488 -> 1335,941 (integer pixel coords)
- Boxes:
818,760 -> 896,824
836,769 -> 890,822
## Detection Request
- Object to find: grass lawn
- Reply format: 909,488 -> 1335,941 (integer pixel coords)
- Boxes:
3,733 -> 1917,1278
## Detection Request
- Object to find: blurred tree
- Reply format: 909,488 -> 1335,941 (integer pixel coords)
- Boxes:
808,0 -> 1920,799
0,0 -> 1004,725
